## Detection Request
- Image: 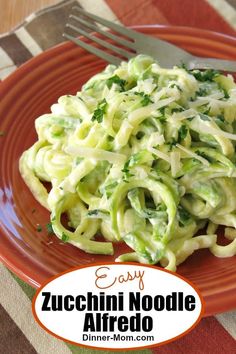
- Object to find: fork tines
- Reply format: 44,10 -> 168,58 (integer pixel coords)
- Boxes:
63,6 -> 137,65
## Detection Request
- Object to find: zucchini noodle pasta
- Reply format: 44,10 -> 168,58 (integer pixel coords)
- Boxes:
19,55 -> 236,271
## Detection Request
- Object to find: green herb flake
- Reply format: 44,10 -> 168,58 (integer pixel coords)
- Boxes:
122,161 -> 134,181
192,69 -> 220,82
87,209 -> 109,218
170,83 -> 182,91
158,116 -> 167,123
187,116 -> 195,121
168,138 -> 178,151
159,106 -> 166,115
0,131 -> 5,136
171,107 -> 184,113
32,208 -> 36,214
179,62 -> 189,71
122,160 -> 130,174
178,125 -> 188,142
195,150 -> 212,162
141,94 -> 153,106
196,87 -> 208,96
61,232 -> 69,243
106,75 -> 126,91
46,222 -> 54,234
87,209 -> 99,216
36,224 -> 42,232
134,92 -> 153,106
91,98 -> 108,123
158,106 -> 167,123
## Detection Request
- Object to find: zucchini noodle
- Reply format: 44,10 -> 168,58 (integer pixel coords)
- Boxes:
19,55 -> 236,271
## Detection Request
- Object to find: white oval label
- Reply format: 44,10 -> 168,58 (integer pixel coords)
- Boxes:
32,263 -> 204,350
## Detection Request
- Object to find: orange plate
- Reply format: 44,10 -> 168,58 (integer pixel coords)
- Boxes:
0,25 -> 236,316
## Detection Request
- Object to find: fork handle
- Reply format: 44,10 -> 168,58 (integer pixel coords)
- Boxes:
188,57 -> 236,72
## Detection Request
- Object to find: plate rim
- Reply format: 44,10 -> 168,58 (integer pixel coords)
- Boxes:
0,24 -> 236,317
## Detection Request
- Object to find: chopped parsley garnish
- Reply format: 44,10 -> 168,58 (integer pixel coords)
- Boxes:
158,106 -> 167,123
159,106 -> 166,115
192,69 -> 219,82
36,224 -> 42,232
195,150 -> 212,162
87,209 -> 109,218
179,62 -> 188,71
0,131 -> 5,136
106,75 -> 126,91
196,87 -> 208,96
87,209 -> 99,216
141,94 -> 153,106
134,92 -> 153,106
91,98 -> 108,123
168,138 -> 178,150
187,116 -> 195,121
122,161 -> 134,181
171,107 -> 184,113
121,162 -> 131,179
170,83 -> 182,91
61,232 -> 69,242
178,125 -> 188,141
46,222 -> 54,234
158,116 -> 167,123
122,161 -> 130,172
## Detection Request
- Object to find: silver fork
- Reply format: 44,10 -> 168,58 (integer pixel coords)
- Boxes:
63,6 -> 236,72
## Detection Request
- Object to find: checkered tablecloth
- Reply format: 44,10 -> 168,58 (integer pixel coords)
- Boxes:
0,1 -> 236,353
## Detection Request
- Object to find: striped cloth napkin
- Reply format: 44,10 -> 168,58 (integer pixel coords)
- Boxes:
0,1 -> 236,353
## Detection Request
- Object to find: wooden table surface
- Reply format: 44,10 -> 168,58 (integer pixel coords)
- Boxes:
0,0 -> 59,34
